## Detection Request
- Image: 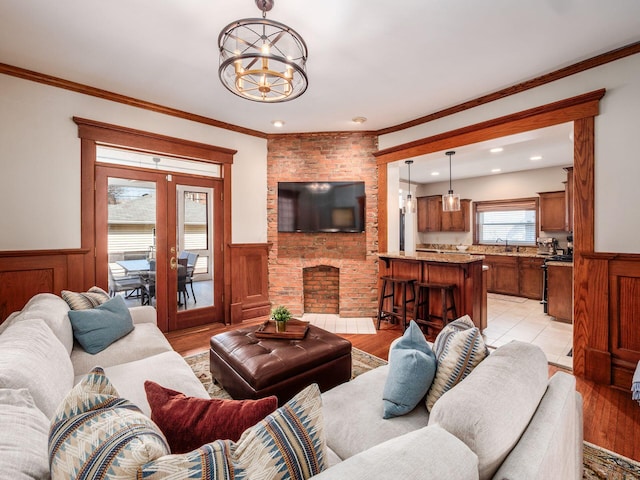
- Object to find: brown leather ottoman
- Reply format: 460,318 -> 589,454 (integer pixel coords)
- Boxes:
209,323 -> 352,405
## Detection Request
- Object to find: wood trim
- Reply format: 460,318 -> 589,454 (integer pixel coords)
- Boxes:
0,63 -> 267,139
0,250 -> 87,322
378,165 -> 388,254
229,243 -> 271,324
223,163 -> 233,325
375,90 -> 602,381
376,42 -> 640,135
375,90 -> 605,163
73,117 -> 237,163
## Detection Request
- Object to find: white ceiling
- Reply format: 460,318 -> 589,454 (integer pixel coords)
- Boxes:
1,0 -> 640,136
400,122 -> 574,184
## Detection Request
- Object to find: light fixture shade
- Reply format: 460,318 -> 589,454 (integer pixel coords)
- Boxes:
405,193 -> 416,213
218,14 -> 308,103
442,192 -> 461,212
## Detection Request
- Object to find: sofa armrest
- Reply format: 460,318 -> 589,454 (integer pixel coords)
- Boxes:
128,306 -> 158,326
311,425 -> 478,480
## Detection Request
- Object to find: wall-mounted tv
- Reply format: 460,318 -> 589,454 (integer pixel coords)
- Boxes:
278,181 -> 365,233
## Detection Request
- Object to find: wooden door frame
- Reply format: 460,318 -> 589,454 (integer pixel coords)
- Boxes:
74,117 -> 236,331
374,89 -> 605,377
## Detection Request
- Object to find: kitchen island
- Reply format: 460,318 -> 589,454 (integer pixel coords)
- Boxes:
378,251 -> 486,331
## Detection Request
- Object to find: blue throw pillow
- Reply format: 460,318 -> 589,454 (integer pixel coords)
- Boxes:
382,320 -> 437,419
68,295 -> 134,354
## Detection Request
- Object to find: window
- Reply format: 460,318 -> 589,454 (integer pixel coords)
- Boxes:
474,198 -> 539,246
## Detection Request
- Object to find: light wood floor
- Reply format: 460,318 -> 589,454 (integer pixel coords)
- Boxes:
165,319 -> 640,462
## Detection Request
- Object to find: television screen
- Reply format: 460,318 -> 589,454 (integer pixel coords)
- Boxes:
278,181 -> 365,233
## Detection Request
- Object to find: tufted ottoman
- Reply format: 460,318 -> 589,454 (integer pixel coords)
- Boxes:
209,322 -> 352,404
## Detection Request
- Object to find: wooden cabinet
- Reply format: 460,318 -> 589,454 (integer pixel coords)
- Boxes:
518,257 -> 544,300
417,196 -> 470,232
564,167 -> 574,232
417,196 -> 442,232
538,190 -> 566,232
484,255 -> 543,299
547,264 -> 573,323
483,255 -> 519,296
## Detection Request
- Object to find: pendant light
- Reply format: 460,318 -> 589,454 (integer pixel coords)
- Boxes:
442,151 -> 460,212
405,160 -> 416,213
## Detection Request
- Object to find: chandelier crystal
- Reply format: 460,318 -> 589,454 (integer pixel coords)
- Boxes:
218,0 -> 308,103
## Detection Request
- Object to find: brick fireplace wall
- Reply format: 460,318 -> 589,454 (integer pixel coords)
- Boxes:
267,132 -> 379,317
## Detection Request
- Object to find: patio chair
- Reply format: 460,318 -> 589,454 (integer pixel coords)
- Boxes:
186,252 -> 199,302
108,265 -> 144,300
141,260 -> 156,306
177,258 -> 189,308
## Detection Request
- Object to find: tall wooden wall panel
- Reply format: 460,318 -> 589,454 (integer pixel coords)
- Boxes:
229,243 -> 271,324
0,250 -> 87,323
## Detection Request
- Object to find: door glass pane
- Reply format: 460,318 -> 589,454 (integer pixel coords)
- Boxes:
107,178 -> 156,308
177,185 -> 213,311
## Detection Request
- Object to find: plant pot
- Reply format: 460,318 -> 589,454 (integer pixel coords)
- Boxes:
275,320 -> 287,333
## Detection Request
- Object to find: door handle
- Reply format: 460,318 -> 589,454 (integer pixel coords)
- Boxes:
170,257 -> 178,270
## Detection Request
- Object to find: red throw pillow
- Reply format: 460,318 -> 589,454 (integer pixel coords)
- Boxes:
144,380 -> 278,454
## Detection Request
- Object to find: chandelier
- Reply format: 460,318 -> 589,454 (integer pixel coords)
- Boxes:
218,0 -> 309,102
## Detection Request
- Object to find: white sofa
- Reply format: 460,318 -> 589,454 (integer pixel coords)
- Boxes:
0,293 -> 583,480
0,293 -> 209,478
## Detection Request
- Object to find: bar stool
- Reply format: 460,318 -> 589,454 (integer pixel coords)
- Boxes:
412,282 -> 457,337
376,276 -> 417,331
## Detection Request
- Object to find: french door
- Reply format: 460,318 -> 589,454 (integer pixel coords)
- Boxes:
95,164 -> 223,331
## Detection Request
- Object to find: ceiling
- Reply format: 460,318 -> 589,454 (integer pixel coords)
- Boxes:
1,1 -> 640,137
400,122 -> 574,184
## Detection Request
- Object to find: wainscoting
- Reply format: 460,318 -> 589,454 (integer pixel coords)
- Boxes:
229,243 -> 271,324
0,249 -> 88,323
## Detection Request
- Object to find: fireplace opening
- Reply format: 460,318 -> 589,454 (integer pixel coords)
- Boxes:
303,265 -> 339,314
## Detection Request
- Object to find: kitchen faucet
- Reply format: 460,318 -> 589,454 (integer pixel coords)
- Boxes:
496,237 -> 513,252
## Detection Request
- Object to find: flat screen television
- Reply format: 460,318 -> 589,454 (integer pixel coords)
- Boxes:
278,181 -> 365,233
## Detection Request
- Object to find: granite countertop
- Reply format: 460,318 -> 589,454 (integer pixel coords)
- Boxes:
379,251 -> 485,264
545,261 -> 574,267
416,248 -> 549,259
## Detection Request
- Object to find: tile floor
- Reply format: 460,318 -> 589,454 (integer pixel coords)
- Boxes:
483,293 -> 573,369
301,313 -> 377,334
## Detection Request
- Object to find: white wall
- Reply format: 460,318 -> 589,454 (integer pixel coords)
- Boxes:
380,53 -> 640,254
0,74 -> 268,250
414,166 -> 570,247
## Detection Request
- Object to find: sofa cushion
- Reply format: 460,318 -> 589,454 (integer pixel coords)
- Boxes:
426,315 -> 488,411
67,294 -> 134,354
144,380 -> 277,453
428,340 -> 549,480
0,388 -> 50,479
99,350 -> 209,417
61,286 -> 110,310
310,425 -> 479,480
49,367 -> 170,480
382,320 -> 436,419
0,318 -> 74,419
1,293 -> 74,354
322,364 -> 429,460
70,322 -> 174,376
137,383 -> 327,480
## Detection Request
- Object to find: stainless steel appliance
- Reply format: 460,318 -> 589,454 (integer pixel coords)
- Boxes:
536,237 -> 558,255
541,253 -> 574,314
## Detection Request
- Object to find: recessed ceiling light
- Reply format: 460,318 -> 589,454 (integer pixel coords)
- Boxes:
491,168 -> 502,173
271,120 -> 285,128
352,116 -> 367,124
530,155 -> 542,161
490,147 -> 503,153
431,172 -> 440,176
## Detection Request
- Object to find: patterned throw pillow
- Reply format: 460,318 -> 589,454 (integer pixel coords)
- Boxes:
61,286 -> 110,310
49,367 -> 170,480
426,315 -> 489,411
138,383 -> 327,480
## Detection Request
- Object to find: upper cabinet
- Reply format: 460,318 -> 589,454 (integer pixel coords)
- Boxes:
417,195 -> 471,232
538,190 -> 566,232
538,166 -> 574,233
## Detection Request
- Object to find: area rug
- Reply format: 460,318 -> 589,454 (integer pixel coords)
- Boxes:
185,349 -> 640,478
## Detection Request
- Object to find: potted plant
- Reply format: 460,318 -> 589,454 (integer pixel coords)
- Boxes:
271,305 -> 292,333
